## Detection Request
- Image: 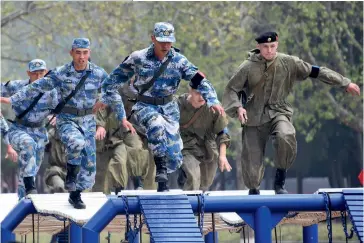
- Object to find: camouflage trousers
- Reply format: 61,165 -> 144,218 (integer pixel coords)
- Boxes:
57,115 -> 96,191
133,102 -> 183,172
94,133 -> 156,193
169,151 -> 218,191
242,115 -> 297,189
8,123 -> 48,199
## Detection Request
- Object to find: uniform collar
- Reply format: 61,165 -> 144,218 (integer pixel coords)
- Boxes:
69,61 -> 91,74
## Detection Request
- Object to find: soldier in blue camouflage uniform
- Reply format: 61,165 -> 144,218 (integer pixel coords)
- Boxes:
0,59 -> 57,199
96,22 -> 225,192
5,39 -> 108,208
0,113 -> 18,163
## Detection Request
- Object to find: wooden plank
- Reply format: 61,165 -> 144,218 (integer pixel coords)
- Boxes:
344,195 -> 364,201
151,232 -> 203,237
138,199 -> 190,205
146,218 -> 197,224
149,228 -> 201,233
147,223 -> 199,228
143,209 -> 193,214
141,204 -> 192,209
144,214 -> 196,219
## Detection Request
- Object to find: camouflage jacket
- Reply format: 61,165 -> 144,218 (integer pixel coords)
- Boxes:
223,49 -> 351,126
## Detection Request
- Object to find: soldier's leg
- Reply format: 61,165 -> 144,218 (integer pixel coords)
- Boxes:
44,166 -> 67,193
57,122 -> 86,192
142,152 -> 157,190
180,153 -> 201,191
135,106 -> 182,192
200,160 -> 218,191
107,143 -> 128,194
242,125 -> 270,195
9,128 -> 39,199
271,115 -> 297,194
124,133 -> 146,190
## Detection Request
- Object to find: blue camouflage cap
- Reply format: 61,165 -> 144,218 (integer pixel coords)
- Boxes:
72,38 -> 90,49
153,22 -> 176,43
28,59 -> 47,72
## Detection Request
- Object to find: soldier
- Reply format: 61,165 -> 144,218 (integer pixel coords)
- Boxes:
44,127 -> 67,193
0,113 -> 18,163
223,31 -> 361,195
174,87 -> 232,191
95,81 -> 154,194
4,38 -> 109,208
0,59 -> 58,199
95,22 -> 224,192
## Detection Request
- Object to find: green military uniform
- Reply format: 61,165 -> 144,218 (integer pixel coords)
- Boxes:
223,40 -> 352,192
44,127 -> 67,193
95,83 -> 156,194
176,94 -> 230,191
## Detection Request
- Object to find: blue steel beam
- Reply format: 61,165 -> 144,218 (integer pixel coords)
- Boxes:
83,194 -> 346,243
1,199 -> 36,243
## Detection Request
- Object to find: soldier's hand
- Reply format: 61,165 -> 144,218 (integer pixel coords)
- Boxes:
219,155 -> 232,172
96,126 -> 106,140
122,118 -> 136,134
5,145 -> 18,163
237,107 -> 248,124
93,101 -> 107,113
346,83 -> 361,96
210,104 -> 225,116
0,97 -> 11,104
47,115 -> 56,126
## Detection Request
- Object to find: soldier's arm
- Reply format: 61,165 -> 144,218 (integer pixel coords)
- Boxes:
292,56 -> 351,87
0,115 -> 10,145
1,80 -> 15,97
101,55 -> 135,121
181,57 -> 220,107
213,114 -> 231,149
9,73 -> 58,105
222,61 -> 249,118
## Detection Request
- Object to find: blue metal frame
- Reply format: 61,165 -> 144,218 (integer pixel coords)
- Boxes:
1,194 -> 347,243
204,231 -> 218,243
303,224 -> 319,243
83,194 -> 346,243
70,222 -> 82,243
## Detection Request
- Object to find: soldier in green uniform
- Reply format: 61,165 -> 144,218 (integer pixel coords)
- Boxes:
223,32 -> 361,195
172,87 -> 232,191
95,81 -> 156,194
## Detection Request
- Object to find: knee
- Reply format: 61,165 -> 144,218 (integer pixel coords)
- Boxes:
69,138 -> 86,152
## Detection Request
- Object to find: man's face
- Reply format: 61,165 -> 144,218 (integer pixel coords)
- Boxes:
188,88 -> 206,108
27,69 -> 47,82
70,48 -> 90,68
151,35 -> 172,57
258,42 -> 278,61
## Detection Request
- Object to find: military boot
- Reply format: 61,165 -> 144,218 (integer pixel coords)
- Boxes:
133,176 -> 144,190
154,157 -> 168,183
68,190 -> 86,209
65,163 -> 80,192
274,169 -> 288,194
115,186 -> 124,195
24,177 -> 37,195
157,182 -> 169,192
248,189 -> 260,195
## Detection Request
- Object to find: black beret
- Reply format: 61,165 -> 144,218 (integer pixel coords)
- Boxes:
255,32 -> 279,44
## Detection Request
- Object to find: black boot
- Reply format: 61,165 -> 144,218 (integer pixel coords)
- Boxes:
274,169 -> 288,194
154,157 -> 168,183
248,189 -> 260,195
24,177 -> 37,195
68,190 -> 86,209
115,186 -> 124,195
133,177 -> 143,190
65,163 -> 80,192
157,182 -> 169,192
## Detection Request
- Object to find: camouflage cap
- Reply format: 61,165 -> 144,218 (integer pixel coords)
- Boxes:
255,32 -> 278,44
153,22 -> 176,43
28,59 -> 47,72
72,38 -> 90,49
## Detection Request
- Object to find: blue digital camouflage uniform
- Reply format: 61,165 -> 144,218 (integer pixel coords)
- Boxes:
0,114 -> 10,145
2,77 -> 58,198
9,61 -> 108,192
101,23 -> 220,173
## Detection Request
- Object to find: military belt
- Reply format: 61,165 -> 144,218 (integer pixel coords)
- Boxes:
14,117 -> 45,128
137,94 -> 173,106
61,107 -> 93,116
